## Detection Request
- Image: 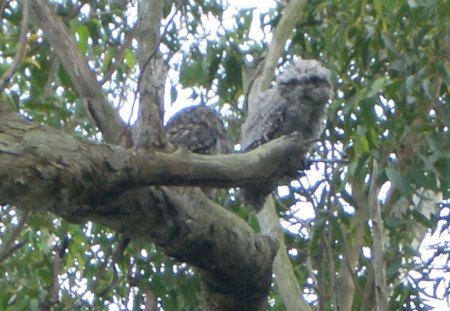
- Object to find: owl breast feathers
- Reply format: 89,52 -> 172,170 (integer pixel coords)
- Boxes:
166,105 -> 231,155
241,59 -> 333,152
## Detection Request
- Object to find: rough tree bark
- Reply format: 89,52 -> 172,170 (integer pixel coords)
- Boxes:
24,0 -> 130,146
134,0 -> 167,149
0,106 -> 312,205
0,101 -> 318,310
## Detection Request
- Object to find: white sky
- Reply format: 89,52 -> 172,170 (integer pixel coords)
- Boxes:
161,0 -> 275,121
228,0 -> 275,9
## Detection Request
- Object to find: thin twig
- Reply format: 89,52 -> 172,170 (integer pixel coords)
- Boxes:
39,236 -> 69,311
0,0 -> 29,93
308,158 -> 350,165
63,0 -> 89,22
0,241 -> 26,263
96,235 -> 128,297
0,211 -> 30,263
99,25 -> 137,85
93,240 -> 115,295
0,0 -> 8,16
52,237 -> 69,302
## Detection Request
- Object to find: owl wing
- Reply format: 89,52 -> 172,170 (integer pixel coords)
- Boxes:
166,106 -> 231,155
241,89 -> 290,151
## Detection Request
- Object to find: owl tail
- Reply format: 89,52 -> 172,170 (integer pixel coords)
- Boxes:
240,187 -> 272,212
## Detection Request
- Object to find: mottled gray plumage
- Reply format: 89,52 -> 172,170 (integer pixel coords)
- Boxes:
165,105 -> 231,199
241,59 -> 333,210
166,105 -> 231,155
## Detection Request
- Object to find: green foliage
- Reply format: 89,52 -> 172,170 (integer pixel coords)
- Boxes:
0,0 -> 449,310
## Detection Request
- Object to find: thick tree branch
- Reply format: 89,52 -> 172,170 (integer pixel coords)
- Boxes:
21,0 -> 129,146
248,0 -> 308,113
0,110 -> 280,310
256,197 -> 311,311
0,110 -> 310,214
97,187 -> 278,311
134,0 -> 167,149
360,266 -> 376,311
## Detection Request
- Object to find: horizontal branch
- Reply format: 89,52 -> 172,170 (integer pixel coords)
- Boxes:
0,110 -> 309,211
0,109 -> 279,310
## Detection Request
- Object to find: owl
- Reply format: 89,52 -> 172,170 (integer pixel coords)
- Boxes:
166,105 -> 231,155
165,105 -> 232,199
241,59 -> 333,210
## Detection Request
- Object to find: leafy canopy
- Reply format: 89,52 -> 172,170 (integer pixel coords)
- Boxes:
0,0 -> 449,310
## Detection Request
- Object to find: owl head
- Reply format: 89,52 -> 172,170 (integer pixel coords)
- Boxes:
165,105 -> 231,155
277,59 -> 333,105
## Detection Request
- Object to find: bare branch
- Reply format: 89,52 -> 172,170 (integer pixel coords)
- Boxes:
51,237 -> 68,301
0,211 -> 29,263
62,0 -> 89,22
360,266 -> 376,311
0,0 -> 29,93
135,0 -> 184,90
247,0 -> 308,114
257,197 -> 312,311
335,212 -> 366,311
368,161 -> 388,311
134,0 -> 167,149
144,290 -> 156,311
128,0 -> 184,131
39,236 -> 69,311
0,0 -> 7,16
21,0 -> 130,146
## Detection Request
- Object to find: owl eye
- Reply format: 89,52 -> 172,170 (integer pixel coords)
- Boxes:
308,75 -> 322,84
281,78 -> 299,86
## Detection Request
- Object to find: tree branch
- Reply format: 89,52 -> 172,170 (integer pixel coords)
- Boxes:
368,161 -> 388,311
335,208 -> 367,311
0,110 -> 310,215
245,1 -> 311,310
257,197 -> 312,311
134,0 -> 167,149
0,110 -> 280,309
106,187 -> 278,311
0,211 -> 29,264
248,0 -> 308,113
0,0 -> 29,93
0,0 -> 7,16
21,0 -> 130,146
